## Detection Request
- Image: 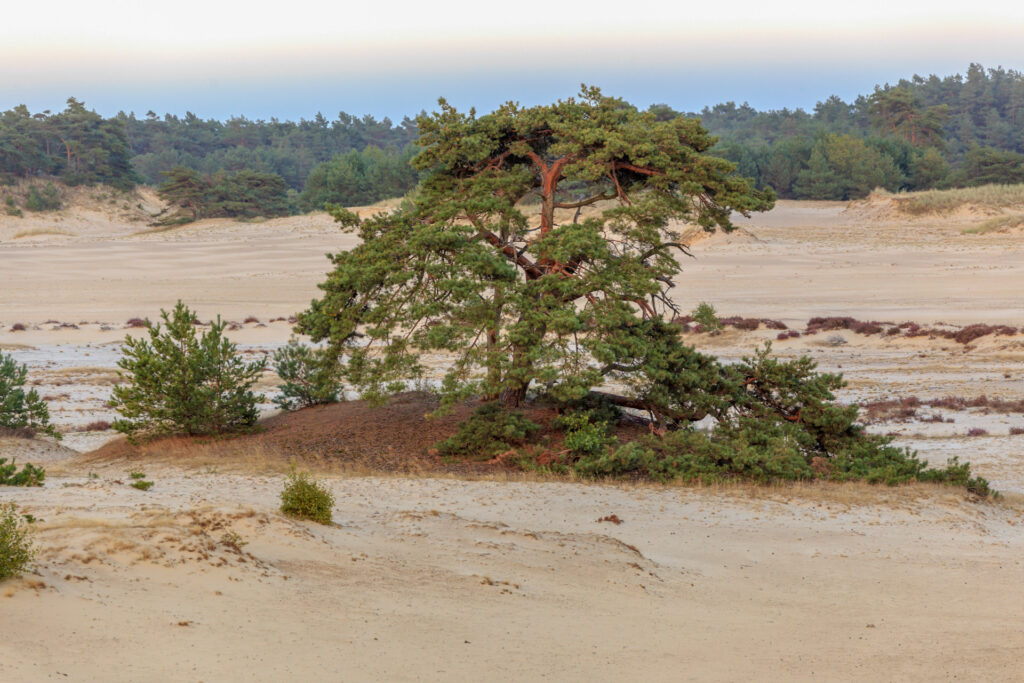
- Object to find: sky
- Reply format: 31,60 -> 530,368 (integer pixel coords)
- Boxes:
2,0 -> 1023,121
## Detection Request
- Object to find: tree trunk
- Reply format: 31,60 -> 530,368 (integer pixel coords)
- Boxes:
500,384 -> 527,409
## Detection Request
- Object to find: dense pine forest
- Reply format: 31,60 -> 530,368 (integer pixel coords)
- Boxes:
1,64 -> 1023,216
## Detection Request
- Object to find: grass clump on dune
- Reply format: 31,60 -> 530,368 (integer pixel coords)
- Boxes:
886,184 -> 1024,215
962,213 -> 1024,234
280,468 -> 335,525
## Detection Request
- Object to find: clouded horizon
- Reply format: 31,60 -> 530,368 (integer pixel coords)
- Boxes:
3,0 -> 1023,121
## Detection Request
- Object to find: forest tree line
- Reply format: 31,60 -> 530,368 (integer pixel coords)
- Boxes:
686,64 -> 1024,199
2,64 -> 1023,216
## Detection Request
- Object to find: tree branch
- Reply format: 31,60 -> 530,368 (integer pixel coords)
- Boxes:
639,241 -> 694,261
553,192 -> 617,209
475,228 -> 544,280
587,390 -> 708,422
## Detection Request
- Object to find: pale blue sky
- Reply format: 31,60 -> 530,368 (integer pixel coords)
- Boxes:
2,0 -> 1022,120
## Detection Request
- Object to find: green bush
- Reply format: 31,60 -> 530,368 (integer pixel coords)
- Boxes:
0,352 -> 60,440
554,411 -> 617,457
0,503 -> 35,581
0,458 -> 46,486
110,301 -> 267,440
272,340 -> 340,410
434,403 -> 541,461
279,469 -> 335,524
24,183 -> 62,211
4,195 -> 22,216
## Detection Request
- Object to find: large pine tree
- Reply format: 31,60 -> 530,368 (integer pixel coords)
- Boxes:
298,87 -> 774,414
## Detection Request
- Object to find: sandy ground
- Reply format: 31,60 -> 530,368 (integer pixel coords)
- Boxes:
2,193 -> 1024,679
3,468 -> 1023,682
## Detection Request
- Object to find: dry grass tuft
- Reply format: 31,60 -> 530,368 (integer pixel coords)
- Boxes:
11,228 -> 72,239
884,184 -> 1024,215
963,213 -> 1024,234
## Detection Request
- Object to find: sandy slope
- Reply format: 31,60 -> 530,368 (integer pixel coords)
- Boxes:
3,468 -> 1023,682
2,198 -> 1024,328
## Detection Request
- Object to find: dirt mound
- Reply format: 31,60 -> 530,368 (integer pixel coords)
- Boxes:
84,392 -> 645,475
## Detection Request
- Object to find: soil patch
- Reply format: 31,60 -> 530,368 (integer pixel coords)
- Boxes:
83,392 -> 647,475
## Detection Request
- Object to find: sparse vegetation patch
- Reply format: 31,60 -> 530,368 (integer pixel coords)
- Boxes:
0,503 -> 35,581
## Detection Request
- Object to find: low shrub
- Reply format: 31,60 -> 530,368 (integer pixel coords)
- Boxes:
24,183 -> 62,212
279,469 -> 335,524
572,344 -> 992,496
0,502 -> 35,581
4,195 -> 22,217
0,458 -> 46,486
720,316 -> 760,331
554,411 -> 617,457
435,403 -> 541,461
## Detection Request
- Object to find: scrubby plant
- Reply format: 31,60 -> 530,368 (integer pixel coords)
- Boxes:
0,502 -> 35,581
554,410 -> 617,457
0,352 -> 61,440
691,302 -> 722,332
279,468 -> 335,524
4,195 -> 22,216
0,458 -> 46,487
271,339 -> 340,410
434,402 -> 541,461
110,301 -> 267,440
127,470 -> 154,490
24,183 -> 62,211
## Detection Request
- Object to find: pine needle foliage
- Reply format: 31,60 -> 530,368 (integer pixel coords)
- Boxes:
271,340 -> 340,411
294,88 -> 989,495
0,458 -> 46,487
110,301 -> 266,440
572,343 -> 992,495
0,352 -> 60,440
434,403 -> 541,461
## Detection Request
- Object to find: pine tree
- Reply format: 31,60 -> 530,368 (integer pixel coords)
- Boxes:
110,302 -> 266,439
297,87 -> 774,415
0,353 -> 60,440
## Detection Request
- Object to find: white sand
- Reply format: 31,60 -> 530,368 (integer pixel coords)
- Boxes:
3,470 -> 1022,681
